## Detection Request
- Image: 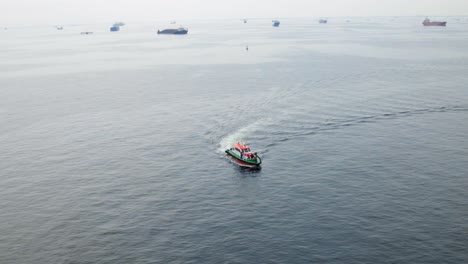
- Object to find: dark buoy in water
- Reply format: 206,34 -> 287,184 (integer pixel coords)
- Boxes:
246,46 -> 249,51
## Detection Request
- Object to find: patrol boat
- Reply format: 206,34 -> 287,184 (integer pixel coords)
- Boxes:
225,142 -> 262,168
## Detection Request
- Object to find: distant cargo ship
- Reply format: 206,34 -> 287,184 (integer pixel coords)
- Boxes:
319,19 -> 328,24
272,20 -> 280,27
422,18 -> 446,26
157,27 -> 188,35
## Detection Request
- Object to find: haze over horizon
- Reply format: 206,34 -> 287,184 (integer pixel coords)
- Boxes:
3,0 -> 468,25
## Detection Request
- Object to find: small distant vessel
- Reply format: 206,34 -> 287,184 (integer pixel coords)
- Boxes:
56,26 -> 63,30
110,22 -> 123,31
225,142 -> 262,168
319,19 -> 328,24
272,20 -> 280,27
422,18 -> 446,26
80,32 -> 93,35
157,27 -> 188,35
170,21 -> 177,24
110,25 -> 120,32
243,19 -> 247,24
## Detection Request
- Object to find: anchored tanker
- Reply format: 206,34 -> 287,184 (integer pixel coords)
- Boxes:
157,27 -> 188,35
422,18 -> 446,26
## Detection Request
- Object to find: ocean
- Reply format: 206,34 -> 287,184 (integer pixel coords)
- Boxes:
1,17 -> 467,263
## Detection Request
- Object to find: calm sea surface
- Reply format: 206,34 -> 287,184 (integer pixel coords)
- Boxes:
1,17 -> 468,263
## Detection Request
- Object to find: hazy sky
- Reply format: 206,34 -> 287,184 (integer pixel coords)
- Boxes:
3,0 -> 468,25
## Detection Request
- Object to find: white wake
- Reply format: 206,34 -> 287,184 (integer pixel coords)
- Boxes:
217,120 -> 266,153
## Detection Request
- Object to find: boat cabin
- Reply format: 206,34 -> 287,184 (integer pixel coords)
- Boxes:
234,142 -> 251,153
232,142 -> 258,160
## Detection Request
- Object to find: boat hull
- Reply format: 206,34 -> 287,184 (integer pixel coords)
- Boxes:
157,29 -> 188,35
423,22 -> 446,26
225,149 -> 262,168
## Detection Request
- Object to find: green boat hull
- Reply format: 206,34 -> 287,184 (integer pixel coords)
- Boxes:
225,149 -> 262,166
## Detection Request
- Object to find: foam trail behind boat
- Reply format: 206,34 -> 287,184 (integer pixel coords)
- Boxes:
218,120 -> 265,153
